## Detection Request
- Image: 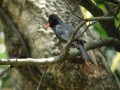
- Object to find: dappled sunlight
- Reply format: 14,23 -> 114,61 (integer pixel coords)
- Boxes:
111,52 -> 120,72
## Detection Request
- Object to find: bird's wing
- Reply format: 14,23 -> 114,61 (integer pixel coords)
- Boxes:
55,23 -> 74,42
61,23 -> 75,32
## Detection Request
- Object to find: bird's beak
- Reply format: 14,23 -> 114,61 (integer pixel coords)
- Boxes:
45,23 -> 50,29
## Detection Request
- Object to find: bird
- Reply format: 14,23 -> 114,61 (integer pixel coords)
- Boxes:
46,14 -> 94,64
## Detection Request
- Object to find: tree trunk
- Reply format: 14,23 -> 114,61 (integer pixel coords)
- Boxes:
0,0 -> 120,90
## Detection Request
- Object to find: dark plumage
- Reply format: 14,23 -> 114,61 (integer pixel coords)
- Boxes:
48,14 -> 94,64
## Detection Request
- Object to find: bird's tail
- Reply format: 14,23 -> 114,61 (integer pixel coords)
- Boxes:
77,41 -> 94,64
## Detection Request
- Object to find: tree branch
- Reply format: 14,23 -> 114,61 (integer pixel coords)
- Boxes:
74,0 -> 120,39
84,16 -> 115,21
63,0 -> 83,19
85,37 -> 120,50
0,65 -> 11,77
114,3 -> 120,17
63,21 -> 86,55
65,0 -> 120,51
104,0 -> 120,4
0,37 -> 119,66
75,21 -> 98,40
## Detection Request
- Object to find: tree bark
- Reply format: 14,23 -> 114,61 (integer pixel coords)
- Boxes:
0,0 -> 120,90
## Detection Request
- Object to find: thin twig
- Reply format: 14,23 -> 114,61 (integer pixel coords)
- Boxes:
75,21 -> 98,40
104,0 -> 120,4
64,0 -> 112,21
84,16 -> 114,21
68,16 -> 114,24
114,3 -> 120,17
0,65 -> 11,77
64,21 -> 86,56
85,37 -> 120,50
36,68 -> 47,90
73,0 -> 81,12
63,0 -> 83,19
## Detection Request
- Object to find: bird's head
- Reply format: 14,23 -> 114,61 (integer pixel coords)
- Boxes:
46,14 -> 62,29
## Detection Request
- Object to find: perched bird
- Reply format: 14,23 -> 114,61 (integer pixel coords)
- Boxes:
46,14 -> 94,64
